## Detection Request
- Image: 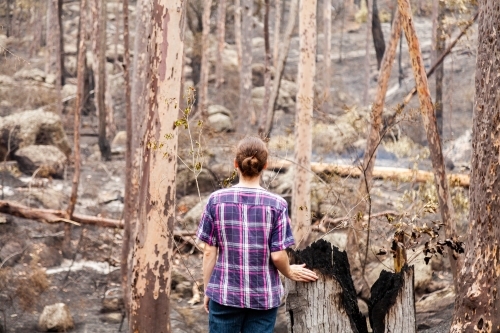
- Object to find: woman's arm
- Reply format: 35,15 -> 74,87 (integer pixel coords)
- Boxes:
271,250 -> 318,282
202,243 -> 218,313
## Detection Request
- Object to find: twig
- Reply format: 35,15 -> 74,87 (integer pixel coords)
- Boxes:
63,229 -> 85,282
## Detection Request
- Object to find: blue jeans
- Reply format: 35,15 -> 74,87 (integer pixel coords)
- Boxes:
208,300 -> 278,333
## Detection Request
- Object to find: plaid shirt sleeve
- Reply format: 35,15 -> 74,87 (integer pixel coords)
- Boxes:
270,204 -> 295,252
196,197 -> 217,246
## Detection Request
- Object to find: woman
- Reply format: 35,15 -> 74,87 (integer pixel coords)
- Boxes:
196,136 -> 318,333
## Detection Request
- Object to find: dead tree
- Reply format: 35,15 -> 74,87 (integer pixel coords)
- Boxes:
129,0 -> 186,331
261,0 -> 271,130
322,0 -> 332,112
91,0 -> 111,160
286,240 -> 368,333
260,0 -> 299,137
272,0 -> 282,70
450,1 -> 500,330
46,0 -> 64,114
240,0 -> 255,124
435,0 -> 445,137
215,0 -> 227,104
198,0 -> 212,115
371,0 -> 386,70
292,0 -> 317,246
234,0 -> 242,67
363,0 -> 373,105
121,0 -> 132,315
397,0 -> 460,284
369,265 -> 416,333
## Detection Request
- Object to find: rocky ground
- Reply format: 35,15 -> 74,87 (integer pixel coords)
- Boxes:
0,0 -> 478,332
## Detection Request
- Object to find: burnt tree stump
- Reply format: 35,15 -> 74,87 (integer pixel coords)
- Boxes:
285,239 -> 368,333
369,265 -> 416,333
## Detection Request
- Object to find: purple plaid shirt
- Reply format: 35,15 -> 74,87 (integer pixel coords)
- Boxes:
196,187 -> 295,310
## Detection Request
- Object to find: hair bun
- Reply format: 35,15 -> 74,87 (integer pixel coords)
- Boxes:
235,137 -> 268,178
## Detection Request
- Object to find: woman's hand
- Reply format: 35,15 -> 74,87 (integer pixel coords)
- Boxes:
288,263 -> 319,282
204,295 -> 210,313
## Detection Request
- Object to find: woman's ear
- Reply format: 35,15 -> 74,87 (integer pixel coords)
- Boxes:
263,162 -> 268,170
234,159 -> 238,169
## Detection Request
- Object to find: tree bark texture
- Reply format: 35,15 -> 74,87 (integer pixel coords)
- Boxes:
286,240 -> 368,333
6,0 -> 12,37
215,0 -> 227,104
91,0 -> 111,161
292,0 -> 316,246
363,0 -> 373,105
397,0 -> 460,284
272,0 -> 282,71
121,0 -> 132,316
240,0 -> 255,124
261,0 -> 298,138
67,0 -> 87,219
369,265 -> 416,333
322,0 -> 332,112
129,0 -> 186,331
450,2 -> 500,331
199,0 -> 212,115
46,0 -> 63,115
371,0 -> 386,70
261,0 -> 271,131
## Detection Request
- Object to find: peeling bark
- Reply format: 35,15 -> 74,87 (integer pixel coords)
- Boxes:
129,0 -> 186,331
397,0 -> 460,286
450,1 -> 500,331
292,0 -> 316,247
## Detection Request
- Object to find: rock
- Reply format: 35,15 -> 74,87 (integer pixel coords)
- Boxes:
45,73 -> 56,85
177,194 -> 203,216
102,289 -> 124,312
207,104 -> 232,118
0,109 -> 71,159
100,312 -> 123,324
322,232 -> 348,251
21,243 -> 62,267
252,86 -> 294,112
251,63 -> 274,87
38,303 -> 74,332
61,84 -> 77,99
208,113 -> 233,132
176,167 -> 215,197
14,145 -> 67,178
175,281 -> 193,298
111,131 -> 127,154
171,268 -> 190,290
0,241 -> 23,267
64,56 -> 77,77
252,37 -> 265,48
279,79 -> 297,99
181,197 -> 208,231
0,75 -> 14,85
0,34 -> 6,55
13,68 -> 46,82
26,188 -> 66,210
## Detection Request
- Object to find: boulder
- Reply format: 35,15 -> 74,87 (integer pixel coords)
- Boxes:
252,86 -> 294,112
208,113 -> 233,132
61,84 -> 77,99
14,145 -> 67,178
111,131 -> 127,154
176,168 -> 216,197
38,303 -> 74,332
13,68 -> 46,82
0,75 -> 14,85
102,289 -> 124,312
207,104 -> 232,117
0,241 -> 23,267
181,197 -> 208,231
0,109 -> 72,159
100,312 -> 123,324
251,63 -> 275,87
0,34 -> 6,55
175,281 -> 194,298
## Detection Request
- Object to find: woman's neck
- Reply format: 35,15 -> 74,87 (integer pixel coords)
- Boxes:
236,175 -> 262,189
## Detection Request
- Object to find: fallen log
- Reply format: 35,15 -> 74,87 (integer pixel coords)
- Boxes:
286,239 -> 368,333
268,159 -> 470,187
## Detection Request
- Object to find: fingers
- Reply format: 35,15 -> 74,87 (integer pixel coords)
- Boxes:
290,264 -> 319,282
204,296 -> 210,314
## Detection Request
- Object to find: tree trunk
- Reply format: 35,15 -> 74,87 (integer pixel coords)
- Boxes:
322,0 -> 332,112
198,0 -> 212,116
121,0 -> 132,316
371,0 -> 386,70
292,0 -> 316,247
286,240 -> 368,333
260,0 -> 271,132
46,0 -> 63,115
129,0 -> 186,331
346,11 -> 402,297
123,0 -> 151,317
92,0 -> 111,161
272,0 -> 282,70
240,0 -> 255,124
234,0 -> 242,68
369,265 -> 416,333
57,0 -> 65,86
261,0 -> 299,138
435,0 -> 445,137
397,0 -> 460,286
67,0 -> 87,219
215,0 -> 227,104
363,0 -> 373,105
6,0 -> 12,37
450,1 -> 500,331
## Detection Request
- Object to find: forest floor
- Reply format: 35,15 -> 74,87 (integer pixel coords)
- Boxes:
0,1 -> 478,332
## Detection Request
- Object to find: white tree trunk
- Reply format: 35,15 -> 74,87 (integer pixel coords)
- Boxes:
199,0 -> 212,115
215,0 -> 227,104
272,0 -> 282,70
130,0 -> 186,331
240,0 -> 255,124
234,0 -> 242,68
322,0 -> 332,112
292,0 -> 317,246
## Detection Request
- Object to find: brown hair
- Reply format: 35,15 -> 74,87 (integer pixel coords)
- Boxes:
235,137 -> 268,178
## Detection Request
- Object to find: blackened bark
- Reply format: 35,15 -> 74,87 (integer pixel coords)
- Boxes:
371,0 -> 386,70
